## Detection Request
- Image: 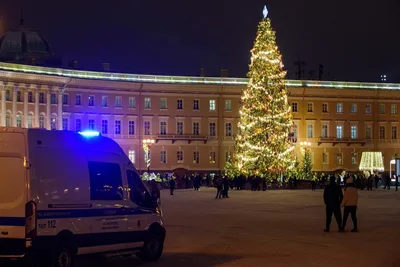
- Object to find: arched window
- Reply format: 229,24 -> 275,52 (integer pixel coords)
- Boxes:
27,114 -> 33,128
16,114 -> 22,128
39,114 -> 45,128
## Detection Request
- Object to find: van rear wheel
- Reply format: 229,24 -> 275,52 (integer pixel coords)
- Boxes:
137,233 -> 164,262
51,247 -> 74,267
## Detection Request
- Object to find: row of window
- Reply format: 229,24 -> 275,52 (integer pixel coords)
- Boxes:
128,150 -> 233,165
300,124 -> 398,139
293,102 -> 399,115
3,91 -> 233,111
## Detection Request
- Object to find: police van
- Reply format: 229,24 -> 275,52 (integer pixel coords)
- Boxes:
0,127 -> 165,267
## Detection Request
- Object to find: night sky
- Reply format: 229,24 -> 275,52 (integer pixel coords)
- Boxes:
0,0 -> 399,82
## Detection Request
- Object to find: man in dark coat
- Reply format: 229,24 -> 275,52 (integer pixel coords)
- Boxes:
323,176 -> 344,232
169,178 -> 176,195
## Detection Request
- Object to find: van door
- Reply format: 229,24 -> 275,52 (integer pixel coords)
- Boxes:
0,132 -> 28,256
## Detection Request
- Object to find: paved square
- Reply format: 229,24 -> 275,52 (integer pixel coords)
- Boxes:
88,188 -> 400,267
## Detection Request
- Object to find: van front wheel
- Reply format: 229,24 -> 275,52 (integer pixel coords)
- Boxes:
51,247 -> 74,267
137,233 -> 164,262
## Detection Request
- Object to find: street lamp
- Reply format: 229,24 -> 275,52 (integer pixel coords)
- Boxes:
143,139 -> 155,174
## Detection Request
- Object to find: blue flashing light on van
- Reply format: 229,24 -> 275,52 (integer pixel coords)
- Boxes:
78,131 -> 100,137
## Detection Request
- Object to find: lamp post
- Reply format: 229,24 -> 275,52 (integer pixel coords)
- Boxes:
143,139 -> 155,175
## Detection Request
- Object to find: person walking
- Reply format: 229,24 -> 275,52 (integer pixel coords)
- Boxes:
222,177 -> 230,198
169,178 -> 176,196
342,177 -> 358,232
323,176 -> 344,232
395,175 -> 398,191
215,176 -> 223,199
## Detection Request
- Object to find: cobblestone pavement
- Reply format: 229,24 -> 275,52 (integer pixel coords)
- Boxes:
79,188 -> 400,267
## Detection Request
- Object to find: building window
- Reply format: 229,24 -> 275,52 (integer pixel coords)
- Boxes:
144,98 -> 151,109
366,125 -> 372,139
351,153 -> 357,165
307,125 -> 313,138
177,122 -> 183,135
62,118 -> 68,130
160,98 -> 167,110
177,151 -> 183,163
75,119 -> 81,132
128,150 -> 135,164
101,120 -> 108,134
101,96 -> 108,107
351,104 -> 357,113
209,151 -> 216,164
225,122 -> 232,137
50,93 -> 56,104
392,126 -> 397,140
307,102 -> 313,112
160,121 -> 167,135
379,104 -> 385,114
225,100 -> 232,111
209,122 -> 216,136
144,121 -> 151,135
336,153 -> 343,166
322,103 -> 328,113
321,125 -> 328,138
351,125 -> 357,139
336,103 -> 343,113
27,114 -> 33,128
336,125 -> 343,139
365,104 -> 372,114
225,151 -> 232,163
193,99 -> 199,110
75,94 -> 82,106
115,120 -> 121,135
128,121 -> 135,135
5,113 -> 11,127
88,162 -> 123,201
129,97 -> 136,108
62,94 -> 68,105
17,91 -> 22,102
322,152 -> 328,165
39,92 -> 45,103
50,117 -> 57,130
291,102 -> 298,112
193,122 -> 200,136
88,119 -> 95,130
16,114 -> 22,127
115,96 -> 122,108
379,126 -> 385,139
160,151 -> 167,164
391,104 -> 397,115
209,100 -> 216,111
28,92 -> 33,103
193,151 -> 200,164
88,96 -> 95,107
6,90 -> 10,101
177,99 -> 183,110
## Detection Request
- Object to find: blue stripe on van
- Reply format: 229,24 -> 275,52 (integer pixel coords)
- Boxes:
0,217 -> 25,226
37,207 -> 154,219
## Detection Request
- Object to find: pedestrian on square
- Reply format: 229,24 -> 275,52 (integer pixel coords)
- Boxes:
311,180 -> 316,191
323,176 -> 344,232
169,177 -> 176,196
383,175 -> 391,190
395,175 -> 398,191
215,176 -> 223,199
342,177 -> 358,232
222,177 -> 230,198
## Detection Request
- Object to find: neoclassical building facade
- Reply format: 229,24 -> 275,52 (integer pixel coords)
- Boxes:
0,61 -> 400,175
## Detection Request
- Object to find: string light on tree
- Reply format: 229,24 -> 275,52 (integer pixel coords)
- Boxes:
227,5 -> 295,176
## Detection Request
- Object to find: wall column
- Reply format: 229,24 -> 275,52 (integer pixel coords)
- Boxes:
34,87 -> 39,128
57,89 -> 63,130
1,82 -> 6,127
23,88 -> 28,128
46,90 -> 51,130
12,86 -> 18,127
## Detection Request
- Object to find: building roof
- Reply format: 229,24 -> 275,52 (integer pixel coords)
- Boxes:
0,61 -> 399,91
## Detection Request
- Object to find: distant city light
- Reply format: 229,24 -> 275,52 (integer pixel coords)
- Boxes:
381,74 -> 387,82
79,131 -> 100,137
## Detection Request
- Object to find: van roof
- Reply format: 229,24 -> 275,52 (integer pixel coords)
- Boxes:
0,127 -> 125,155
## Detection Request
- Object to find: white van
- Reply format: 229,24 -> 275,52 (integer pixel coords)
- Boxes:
0,127 -> 165,267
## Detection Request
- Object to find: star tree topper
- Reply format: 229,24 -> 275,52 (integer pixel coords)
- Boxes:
263,5 -> 268,18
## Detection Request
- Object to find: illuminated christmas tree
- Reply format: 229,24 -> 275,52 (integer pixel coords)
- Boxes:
233,6 -> 295,176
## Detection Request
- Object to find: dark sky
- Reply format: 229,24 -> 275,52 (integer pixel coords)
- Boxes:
0,0 -> 399,82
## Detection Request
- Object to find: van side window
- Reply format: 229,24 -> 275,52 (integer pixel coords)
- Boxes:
88,162 -> 123,201
127,170 -> 147,205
